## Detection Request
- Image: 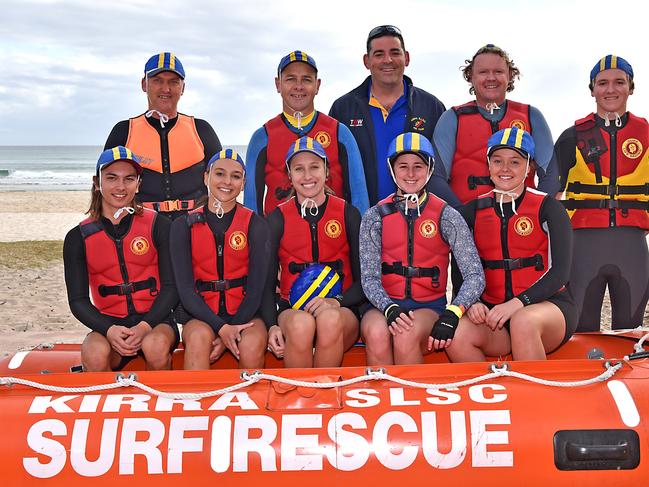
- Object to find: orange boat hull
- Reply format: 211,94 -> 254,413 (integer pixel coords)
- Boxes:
1,330 -> 648,486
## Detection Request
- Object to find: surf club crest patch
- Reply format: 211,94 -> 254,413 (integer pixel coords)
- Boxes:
325,219 -> 342,238
510,120 -> 527,131
130,236 -> 150,255
229,231 -> 247,251
314,131 -> 332,148
622,138 -> 643,159
419,219 -> 437,238
411,117 -> 427,131
514,217 -> 533,236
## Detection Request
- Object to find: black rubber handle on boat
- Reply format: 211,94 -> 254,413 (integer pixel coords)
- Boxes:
566,442 -> 629,461
627,350 -> 649,360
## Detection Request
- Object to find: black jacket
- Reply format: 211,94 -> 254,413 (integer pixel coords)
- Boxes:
329,75 -> 445,204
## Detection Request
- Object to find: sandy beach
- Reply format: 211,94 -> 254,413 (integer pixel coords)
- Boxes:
0,190 -> 647,360
0,191 -> 90,357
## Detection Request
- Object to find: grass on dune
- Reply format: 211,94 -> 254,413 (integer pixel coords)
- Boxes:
0,240 -> 63,269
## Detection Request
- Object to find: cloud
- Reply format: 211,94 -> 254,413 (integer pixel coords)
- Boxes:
2,0 -> 649,145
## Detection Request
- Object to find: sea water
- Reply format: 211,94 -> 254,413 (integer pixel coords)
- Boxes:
0,145 -> 247,191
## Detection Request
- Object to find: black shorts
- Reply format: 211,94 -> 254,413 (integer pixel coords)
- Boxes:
112,312 -> 180,371
484,288 -> 578,349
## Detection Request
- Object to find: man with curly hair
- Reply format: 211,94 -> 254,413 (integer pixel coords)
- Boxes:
432,44 -> 558,205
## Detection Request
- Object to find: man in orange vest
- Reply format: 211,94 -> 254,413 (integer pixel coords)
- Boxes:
105,52 -> 222,219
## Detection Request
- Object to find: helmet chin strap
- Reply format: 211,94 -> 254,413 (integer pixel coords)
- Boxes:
143,74 -> 171,128
603,111 -> 622,128
389,156 -> 434,217
206,171 -> 238,219
300,197 -> 319,217
98,171 -> 138,220
279,77 -> 305,129
485,101 -> 501,115
488,155 -> 530,216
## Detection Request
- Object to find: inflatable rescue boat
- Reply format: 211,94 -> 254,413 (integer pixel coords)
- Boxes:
1,329 -> 648,486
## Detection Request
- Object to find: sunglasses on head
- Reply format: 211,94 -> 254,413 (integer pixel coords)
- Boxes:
367,25 -> 402,42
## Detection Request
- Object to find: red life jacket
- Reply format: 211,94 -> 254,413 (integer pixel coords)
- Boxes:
277,195 -> 352,300
81,209 -> 160,318
450,100 -> 535,203
473,189 -> 549,304
188,205 -> 253,316
563,112 -> 649,230
264,112 -> 342,214
379,193 -> 449,301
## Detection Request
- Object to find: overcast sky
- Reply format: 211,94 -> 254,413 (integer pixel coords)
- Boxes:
2,0 -> 649,146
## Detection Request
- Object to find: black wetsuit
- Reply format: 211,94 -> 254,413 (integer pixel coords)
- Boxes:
170,205 -> 270,334
105,116 -> 221,220
458,191 -> 578,343
555,117 -> 649,330
261,196 -> 365,328
63,213 -> 178,339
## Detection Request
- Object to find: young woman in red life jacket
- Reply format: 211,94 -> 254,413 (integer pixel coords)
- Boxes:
63,146 -> 179,372
447,128 -> 578,362
170,149 -> 269,370
359,133 -> 485,365
263,136 -> 364,368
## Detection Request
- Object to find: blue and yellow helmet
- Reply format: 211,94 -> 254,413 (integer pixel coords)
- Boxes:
487,127 -> 535,160
96,146 -> 142,175
289,264 -> 342,310
207,148 -> 245,172
387,132 -> 435,166
278,50 -> 318,75
590,55 -> 633,85
285,136 -> 328,170
144,52 -> 185,79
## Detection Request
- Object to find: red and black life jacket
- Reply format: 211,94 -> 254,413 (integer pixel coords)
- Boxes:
450,100 -> 535,203
81,209 -> 160,318
188,205 -> 253,316
472,189 -> 549,304
263,112 -> 342,214
277,195 -> 352,300
379,193 -> 449,301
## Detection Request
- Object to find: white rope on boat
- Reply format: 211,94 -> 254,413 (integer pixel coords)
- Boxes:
0,361 -> 623,399
633,331 -> 649,354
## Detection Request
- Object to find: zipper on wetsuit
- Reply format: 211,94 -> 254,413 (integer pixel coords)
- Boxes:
406,215 -> 415,299
499,212 -> 514,302
609,131 -> 617,227
309,221 -> 319,263
216,234 -> 226,313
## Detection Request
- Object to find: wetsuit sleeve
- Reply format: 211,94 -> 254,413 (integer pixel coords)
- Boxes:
529,106 -> 559,195
338,123 -> 370,214
243,127 -> 268,214
341,203 -> 364,307
195,118 -> 222,160
516,197 -> 573,305
63,226 -> 116,335
104,120 -> 130,150
230,214 -> 271,325
432,108 -> 458,178
429,110 -> 462,208
554,126 -> 577,192
440,204 -> 485,309
260,209 -> 284,328
169,216 -> 226,333
359,205 -> 394,312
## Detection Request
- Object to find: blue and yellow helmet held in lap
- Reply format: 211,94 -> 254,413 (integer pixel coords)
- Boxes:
487,127 -> 535,160
289,264 -> 342,310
